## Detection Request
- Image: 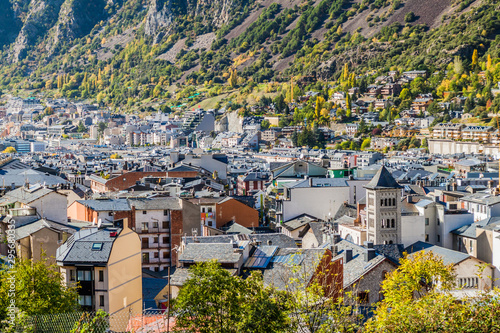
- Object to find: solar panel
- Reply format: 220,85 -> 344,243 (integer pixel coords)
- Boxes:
272,254 -> 304,266
243,246 -> 278,268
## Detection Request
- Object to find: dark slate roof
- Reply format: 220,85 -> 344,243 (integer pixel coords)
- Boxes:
298,222 -> 329,245
364,166 -> 402,190
183,233 -> 298,249
169,268 -> 191,286
334,240 -> 393,288
14,218 -> 78,240
170,267 -> 237,287
287,178 -> 348,188
373,244 -> 405,265
460,193 -> 500,206
128,197 -> 181,210
168,164 -> 199,173
283,214 -> 317,231
222,221 -> 254,235
262,248 -> 327,291
56,227 -> 121,265
178,243 -> 242,263
243,172 -> 269,182
451,217 -> 500,238
0,170 -> 67,188
5,186 -> 60,204
333,203 -> 357,220
405,241 -> 470,265
76,198 -> 131,211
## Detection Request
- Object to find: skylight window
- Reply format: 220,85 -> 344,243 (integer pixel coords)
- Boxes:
92,243 -> 103,251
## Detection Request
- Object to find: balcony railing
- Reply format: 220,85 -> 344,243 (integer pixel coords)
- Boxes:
141,243 -> 171,249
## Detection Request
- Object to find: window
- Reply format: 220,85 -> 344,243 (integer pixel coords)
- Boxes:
425,218 -> 429,226
99,295 -> 104,307
142,222 -> 149,232
437,235 -> 441,243
380,199 -> 384,206
69,270 -> 75,281
162,236 -> 169,244
108,212 -> 113,216
208,207 -> 213,213
92,243 -> 103,251
425,234 -> 429,242
392,198 -> 396,206
78,295 -> 92,306
154,252 -> 159,258
162,221 -> 169,229
358,291 -> 369,304
77,270 -> 92,281
202,207 -> 205,213
98,270 -> 104,282
391,219 -> 395,228
163,210 -> 168,216
469,240 -> 473,253
153,222 -> 158,229
143,253 -> 150,264
153,237 -> 158,243
437,218 -> 440,226
143,211 -> 147,215
163,252 -> 169,259
385,199 -> 388,206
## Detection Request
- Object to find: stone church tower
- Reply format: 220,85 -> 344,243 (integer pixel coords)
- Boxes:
364,166 -> 402,245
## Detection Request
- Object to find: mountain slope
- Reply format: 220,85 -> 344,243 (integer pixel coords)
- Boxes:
0,0 -> 498,110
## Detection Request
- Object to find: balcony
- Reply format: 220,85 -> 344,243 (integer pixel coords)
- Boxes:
141,243 -> 171,249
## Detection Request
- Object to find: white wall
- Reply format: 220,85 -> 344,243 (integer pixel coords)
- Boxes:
493,229 -> 500,287
441,212 -> 474,250
401,215 -> 425,248
346,179 -> 369,204
282,186 -> 350,221
33,192 -> 67,223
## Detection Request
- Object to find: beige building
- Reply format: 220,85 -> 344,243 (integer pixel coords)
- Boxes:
57,219 -> 142,331
432,123 -> 464,140
406,242 -> 493,294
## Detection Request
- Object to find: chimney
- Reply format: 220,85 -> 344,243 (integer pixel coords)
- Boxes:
364,241 -> 374,249
345,249 -> 353,263
331,245 -> 338,257
365,248 -> 376,262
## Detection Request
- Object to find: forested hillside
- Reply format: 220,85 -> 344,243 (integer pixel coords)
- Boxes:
0,0 -> 498,112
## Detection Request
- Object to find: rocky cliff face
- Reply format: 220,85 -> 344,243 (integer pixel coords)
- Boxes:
145,0 -> 234,38
144,0 -> 173,41
46,0 -> 107,56
10,0 -> 65,62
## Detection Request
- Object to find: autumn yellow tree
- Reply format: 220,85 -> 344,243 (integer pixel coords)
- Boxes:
342,63 -> 349,81
486,54 -> 492,71
314,96 -> 325,121
471,49 -> 478,71
228,68 -> 238,88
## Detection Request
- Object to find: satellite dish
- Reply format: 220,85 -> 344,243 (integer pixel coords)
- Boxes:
97,219 -> 102,228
